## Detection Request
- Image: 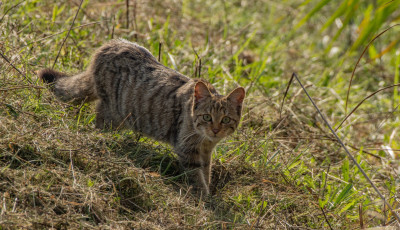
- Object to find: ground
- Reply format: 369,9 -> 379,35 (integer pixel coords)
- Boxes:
1,0 -> 400,229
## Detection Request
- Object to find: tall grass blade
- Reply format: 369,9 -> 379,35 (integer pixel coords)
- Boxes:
334,183 -> 353,206
52,0 -> 84,68
324,0 -> 359,52
344,24 -> 400,115
291,72 -> 400,223
394,51 -> 400,105
320,0 -> 348,32
295,0 -> 332,29
337,83 -> 400,131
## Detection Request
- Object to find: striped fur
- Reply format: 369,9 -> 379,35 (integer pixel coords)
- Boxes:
39,39 -> 245,195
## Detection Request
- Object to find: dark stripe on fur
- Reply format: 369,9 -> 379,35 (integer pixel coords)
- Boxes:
168,95 -> 183,145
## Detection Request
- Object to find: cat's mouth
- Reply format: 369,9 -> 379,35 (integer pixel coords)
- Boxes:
197,128 -> 224,142
205,132 -> 224,141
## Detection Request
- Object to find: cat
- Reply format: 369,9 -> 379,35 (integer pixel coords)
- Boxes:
38,39 -> 245,195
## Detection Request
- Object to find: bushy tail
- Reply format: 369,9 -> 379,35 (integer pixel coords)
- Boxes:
38,68 -> 98,104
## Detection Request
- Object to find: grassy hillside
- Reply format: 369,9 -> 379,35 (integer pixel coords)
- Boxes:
1,0 -> 399,229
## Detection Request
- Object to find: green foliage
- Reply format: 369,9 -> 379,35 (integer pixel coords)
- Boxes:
1,0 -> 399,228
299,0 -> 400,52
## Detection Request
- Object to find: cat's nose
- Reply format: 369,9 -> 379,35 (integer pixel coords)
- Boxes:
212,128 -> 220,134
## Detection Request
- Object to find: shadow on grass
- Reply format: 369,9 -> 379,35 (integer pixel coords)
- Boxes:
111,132 -> 240,194
109,132 -> 247,212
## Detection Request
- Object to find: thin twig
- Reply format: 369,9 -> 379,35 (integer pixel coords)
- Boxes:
111,16 -> 115,39
359,203 -> 364,229
384,0 -> 395,6
116,113 -> 132,131
336,83 -> 400,131
193,48 -> 201,78
194,64 -> 197,79
158,42 -> 162,62
280,73 -> 295,119
345,24 -> 400,114
198,58 -> 202,78
0,85 -> 45,91
133,0 -> 138,40
0,51 -> 32,84
0,102 -> 39,119
0,1 -> 25,23
1,194 -> 6,215
24,21 -> 103,47
69,150 -> 76,188
272,136 -> 382,159
346,144 -> 382,159
292,72 -> 400,224
11,197 -> 17,213
320,207 -> 333,230
52,0 -> 84,69
75,96 -> 89,116
125,0 -> 129,28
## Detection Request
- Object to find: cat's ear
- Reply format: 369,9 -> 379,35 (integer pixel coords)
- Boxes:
227,87 -> 245,115
194,82 -> 212,103
227,87 -> 245,105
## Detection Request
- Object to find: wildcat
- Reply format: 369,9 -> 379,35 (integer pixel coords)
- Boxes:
38,39 -> 245,195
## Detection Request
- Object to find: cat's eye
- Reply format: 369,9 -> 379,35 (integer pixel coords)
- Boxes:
203,114 -> 212,122
222,116 -> 231,124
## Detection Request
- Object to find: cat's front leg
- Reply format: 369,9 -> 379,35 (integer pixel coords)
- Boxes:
195,164 -> 210,196
177,151 -> 211,196
202,151 -> 213,188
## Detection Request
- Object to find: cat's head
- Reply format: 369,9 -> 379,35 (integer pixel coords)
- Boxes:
192,81 -> 245,142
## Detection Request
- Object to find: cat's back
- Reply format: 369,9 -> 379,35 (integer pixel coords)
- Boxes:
91,39 -> 189,86
91,39 -> 193,142
91,39 -> 159,72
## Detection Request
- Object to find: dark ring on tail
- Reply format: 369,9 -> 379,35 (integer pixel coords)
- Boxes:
38,68 -> 67,84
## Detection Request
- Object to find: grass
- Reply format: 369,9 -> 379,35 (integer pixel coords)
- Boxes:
1,0 -> 400,229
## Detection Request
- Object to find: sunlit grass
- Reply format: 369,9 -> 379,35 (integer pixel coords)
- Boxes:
0,0 -> 399,228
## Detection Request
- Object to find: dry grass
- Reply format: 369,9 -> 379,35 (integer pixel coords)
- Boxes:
1,0 -> 400,229
0,101 -> 326,229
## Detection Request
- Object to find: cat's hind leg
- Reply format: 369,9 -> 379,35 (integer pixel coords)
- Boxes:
95,100 -> 113,129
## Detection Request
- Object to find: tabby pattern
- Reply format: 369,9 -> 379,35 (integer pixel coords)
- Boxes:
39,39 -> 245,195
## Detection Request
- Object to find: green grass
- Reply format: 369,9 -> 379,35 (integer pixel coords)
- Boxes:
1,0 -> 400,229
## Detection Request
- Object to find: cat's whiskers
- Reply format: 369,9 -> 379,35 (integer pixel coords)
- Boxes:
180,134 -> 204,152
181,131 -> 198,143
195,135 -> 207,149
